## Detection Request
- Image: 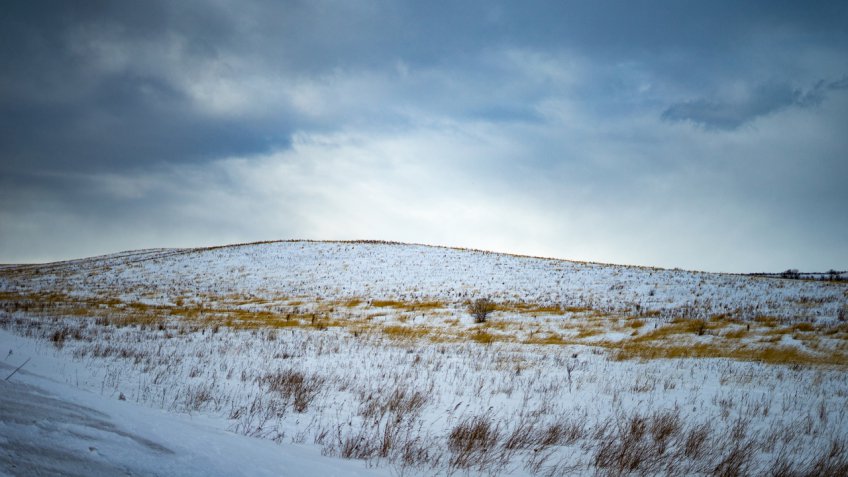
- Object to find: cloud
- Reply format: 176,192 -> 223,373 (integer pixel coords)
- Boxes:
0,2 -> 292,173
661,78 -> 848,130
3,92 -> 846,272
1,1 -> 847,271
4,0 -> 845,172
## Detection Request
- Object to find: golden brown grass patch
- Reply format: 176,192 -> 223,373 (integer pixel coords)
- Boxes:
342,298 -> 364,307
470,330 -> 500,344
485,320 -> 518,331
793,322 -> 816,332
523,333 -> 569,345
370,299 -> 444,312
382,325 -> 430,340
113,313 -> 168,328
631,319 -> 705,342
765,326 -> 793,336
754,315 -> 780,327
574,328 -> 603,339
491,301 -> 589,315
371,300 -> 405,308
613,341 -> 848,366
406,301 -> 444,311
723,328 -> 748,339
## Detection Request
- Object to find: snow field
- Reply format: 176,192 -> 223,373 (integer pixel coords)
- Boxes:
2,312 -> 847,476
2,241 -> 847,475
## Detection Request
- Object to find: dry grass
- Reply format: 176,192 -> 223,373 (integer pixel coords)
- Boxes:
575,328 -> 603,339
723,328 -> 748,339
524,333 -> 570,346
631,318 -> 714,341
4,287 -> 848,371
613,341 -> 848,366
448,415 -> 501,470
341,298 -> 364,307
259,369 -> 325,413
492,301 -> 591,316
470,330 -> 499,344
793,322 -> 816,332
754,315 -> 780,327
370,299 -> 444,312
371,300 -> 407,308
4,248 -> 848,476
359,384 -> 429,423
3,290 -> 848,476
381,325 -> 430,340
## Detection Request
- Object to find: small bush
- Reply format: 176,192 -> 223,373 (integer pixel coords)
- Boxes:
468,298 -> 495,324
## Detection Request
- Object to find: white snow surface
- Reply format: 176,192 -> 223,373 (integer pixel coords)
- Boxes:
0,329 -> 385,477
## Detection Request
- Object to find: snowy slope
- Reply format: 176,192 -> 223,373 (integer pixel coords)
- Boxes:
1,241 -> 847,476
2,240 -> 844,321
0,330 -> 386,477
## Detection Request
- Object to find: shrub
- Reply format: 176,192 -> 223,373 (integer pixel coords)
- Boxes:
468,298 -> 495,324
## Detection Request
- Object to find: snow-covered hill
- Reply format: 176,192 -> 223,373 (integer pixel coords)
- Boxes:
1,241 -> 847,476
2,240 -> 844,321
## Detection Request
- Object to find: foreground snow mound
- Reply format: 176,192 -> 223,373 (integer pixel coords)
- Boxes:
0,354 -> 384,477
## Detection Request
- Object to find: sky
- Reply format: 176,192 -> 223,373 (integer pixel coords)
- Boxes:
1,0 -> 846,272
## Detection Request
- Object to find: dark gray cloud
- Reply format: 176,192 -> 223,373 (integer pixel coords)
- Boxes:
0,0 -> 283,172
661,77 -> 848,130
1,1 -> 847,271
4,0 -> 846,172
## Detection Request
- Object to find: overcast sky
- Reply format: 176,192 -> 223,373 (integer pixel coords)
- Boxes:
1,1 -> 846,272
